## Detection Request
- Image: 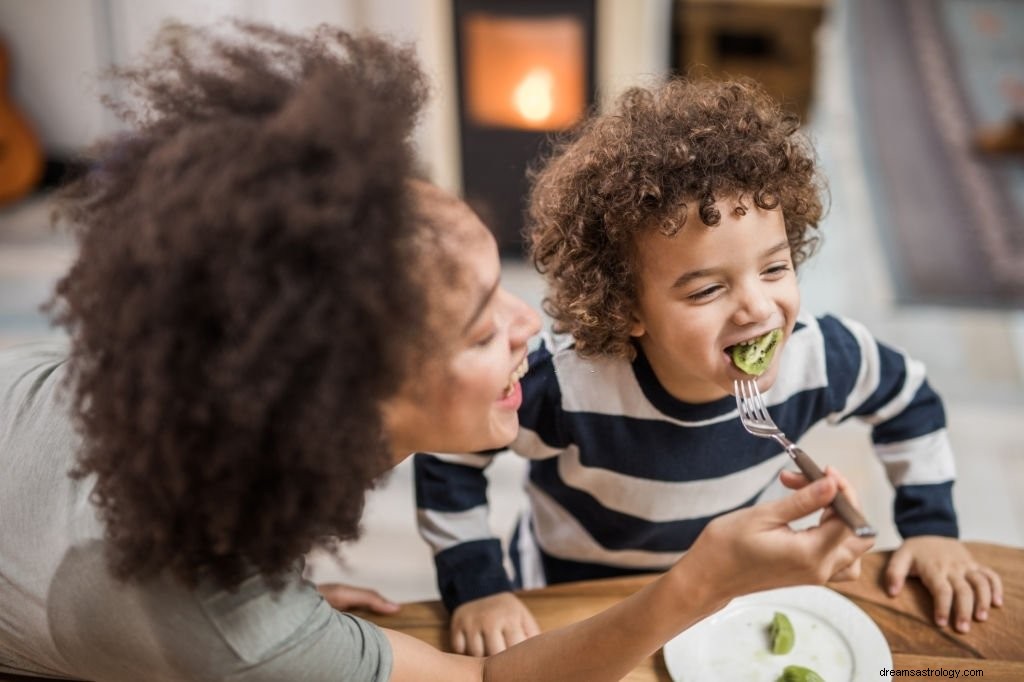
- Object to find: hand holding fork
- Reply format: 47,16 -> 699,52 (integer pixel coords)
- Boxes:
734,379 -> 876,538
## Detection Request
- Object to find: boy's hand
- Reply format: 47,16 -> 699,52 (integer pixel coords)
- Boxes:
886,536 -> 1004,633
450,592 -> 541,656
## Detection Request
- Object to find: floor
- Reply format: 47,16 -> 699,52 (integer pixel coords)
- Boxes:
1,4 -> 1021,606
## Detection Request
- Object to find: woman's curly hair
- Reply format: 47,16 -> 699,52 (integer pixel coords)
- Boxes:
528,77 -> 826,359
47,21 -> 429,589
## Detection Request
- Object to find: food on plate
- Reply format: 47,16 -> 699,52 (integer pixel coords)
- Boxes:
730,328 -> 782,376
768,611 -> 795,655
775,664 -> 826,682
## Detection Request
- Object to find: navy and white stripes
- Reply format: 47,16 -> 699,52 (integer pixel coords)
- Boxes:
415,312 -> 958,612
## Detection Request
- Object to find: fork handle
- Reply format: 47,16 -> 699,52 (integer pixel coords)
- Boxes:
788,446 -> 877,538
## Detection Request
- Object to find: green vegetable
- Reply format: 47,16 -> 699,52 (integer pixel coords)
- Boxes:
730,328 -> 782,376
768,611 -> 795,655
776,664 -> 826,682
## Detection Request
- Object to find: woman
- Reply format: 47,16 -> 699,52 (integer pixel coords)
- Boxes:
0,21 -> 872,681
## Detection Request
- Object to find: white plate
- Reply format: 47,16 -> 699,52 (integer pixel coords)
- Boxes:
662,586 -> 891,682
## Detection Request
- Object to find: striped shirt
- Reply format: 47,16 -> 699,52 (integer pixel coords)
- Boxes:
414,313 -> 958,612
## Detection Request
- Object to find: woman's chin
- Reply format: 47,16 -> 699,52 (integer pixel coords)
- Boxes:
486,415 -> 520,450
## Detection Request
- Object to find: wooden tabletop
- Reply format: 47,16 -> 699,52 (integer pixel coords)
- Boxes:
368,541 -> 1023,681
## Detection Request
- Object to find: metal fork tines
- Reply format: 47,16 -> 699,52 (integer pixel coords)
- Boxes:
734,379 -> 877,538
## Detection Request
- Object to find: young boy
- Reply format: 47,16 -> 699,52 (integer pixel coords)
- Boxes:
414,78 -> 1002,656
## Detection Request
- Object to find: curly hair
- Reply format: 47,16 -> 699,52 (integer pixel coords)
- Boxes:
528,77 -> 826,359
47,21 -> 429,589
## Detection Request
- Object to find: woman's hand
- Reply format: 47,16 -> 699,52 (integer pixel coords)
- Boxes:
387,470 -> 874,682
683,469 -> 875,607
317,583 -> 401,614
450,592 -> 542,656
779,467 -> 865,582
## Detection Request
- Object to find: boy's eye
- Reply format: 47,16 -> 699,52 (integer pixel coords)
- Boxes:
687,285 -> 722,301
763,263 -> 791,277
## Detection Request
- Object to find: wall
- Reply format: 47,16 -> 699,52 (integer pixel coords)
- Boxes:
1,0 -> 112,156
0,0 -> 414,155
0,0 -> 672,191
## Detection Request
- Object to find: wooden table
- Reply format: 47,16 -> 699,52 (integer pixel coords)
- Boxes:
368,542 -> 1023,681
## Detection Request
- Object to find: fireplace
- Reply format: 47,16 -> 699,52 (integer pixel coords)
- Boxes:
453,0 -> 596,256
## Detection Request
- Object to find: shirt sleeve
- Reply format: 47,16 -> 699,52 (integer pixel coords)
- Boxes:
818,314 -> 959,538
221,609 -> 393,682
413,337 -> 567,612
196,571 -> 393,682
414,451 -> 512,612
48,552 -> 393,682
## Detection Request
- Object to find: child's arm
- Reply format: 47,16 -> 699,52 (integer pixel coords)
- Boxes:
414,451 -> 516,616
415,450 -> 539,654
815,315 -> 1004,633
885,536 -> 1004,633
414,337 -> 567,656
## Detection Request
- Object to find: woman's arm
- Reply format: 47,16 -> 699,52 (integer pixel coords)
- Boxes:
385,473 -> 873,682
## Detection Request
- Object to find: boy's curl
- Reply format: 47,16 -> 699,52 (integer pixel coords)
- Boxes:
528,78 -> 825,359
49,21 -> 429,589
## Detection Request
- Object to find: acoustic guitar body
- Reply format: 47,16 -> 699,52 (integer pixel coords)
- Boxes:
0,37 -> 44,205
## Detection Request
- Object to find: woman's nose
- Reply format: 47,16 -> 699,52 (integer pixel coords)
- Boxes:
508,292 -> 542,346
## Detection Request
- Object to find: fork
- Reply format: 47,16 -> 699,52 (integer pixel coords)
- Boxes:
734,379 -> 877,538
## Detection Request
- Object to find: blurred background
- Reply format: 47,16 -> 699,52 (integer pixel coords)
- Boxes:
1,0 -> 1022,603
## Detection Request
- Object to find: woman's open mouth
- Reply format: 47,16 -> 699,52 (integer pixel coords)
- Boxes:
501,356 -> 529,398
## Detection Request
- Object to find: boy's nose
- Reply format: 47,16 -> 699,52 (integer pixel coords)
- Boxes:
732,282 -> 774,325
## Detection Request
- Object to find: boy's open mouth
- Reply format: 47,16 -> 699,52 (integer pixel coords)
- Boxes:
727,329 -> 782,377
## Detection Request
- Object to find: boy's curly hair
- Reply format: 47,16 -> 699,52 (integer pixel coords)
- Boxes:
48,21 -> 429,589
528,77 -> 825,359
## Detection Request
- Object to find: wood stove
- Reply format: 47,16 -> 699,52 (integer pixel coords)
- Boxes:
453,0 -> 596,256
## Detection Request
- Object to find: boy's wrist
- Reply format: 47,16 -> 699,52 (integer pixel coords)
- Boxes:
435,539 -> 513,612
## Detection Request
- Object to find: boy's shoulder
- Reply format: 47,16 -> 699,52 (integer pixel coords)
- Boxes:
796,311 -> 884,349
793,311 -> 872,338
534,331 -> 630,370
535,330 -> 578,357
530,330 -> 634,386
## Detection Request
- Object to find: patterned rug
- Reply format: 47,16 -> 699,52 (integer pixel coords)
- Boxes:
848,0 -> 1024,307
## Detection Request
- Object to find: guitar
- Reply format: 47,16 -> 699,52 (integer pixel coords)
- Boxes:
0,36 -> 43,205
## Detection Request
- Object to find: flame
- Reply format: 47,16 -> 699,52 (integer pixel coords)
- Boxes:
513,68 -> 555,123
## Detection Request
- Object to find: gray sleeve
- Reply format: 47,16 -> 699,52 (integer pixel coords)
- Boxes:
222,608 -> 394,682
197,573 -> 394,682
48,547 -> 394,682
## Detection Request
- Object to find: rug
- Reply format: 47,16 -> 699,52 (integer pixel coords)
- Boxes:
847,0 -> 1024,308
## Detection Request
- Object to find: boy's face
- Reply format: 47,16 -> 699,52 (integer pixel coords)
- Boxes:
629,198 -> 800,403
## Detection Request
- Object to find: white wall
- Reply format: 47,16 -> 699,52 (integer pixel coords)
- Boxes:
0,0 -> 424,155
0,0 -> 673,188
596,0 -> 673,107
0,0 -> 111,155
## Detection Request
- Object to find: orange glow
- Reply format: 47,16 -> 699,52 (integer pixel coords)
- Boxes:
462,13 -> 586,131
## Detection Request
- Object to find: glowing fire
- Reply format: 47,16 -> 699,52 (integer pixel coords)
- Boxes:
462,13 -> 585,131
513,68 -> 555,123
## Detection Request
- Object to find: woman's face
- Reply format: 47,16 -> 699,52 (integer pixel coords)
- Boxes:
382,185 -> 541,460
